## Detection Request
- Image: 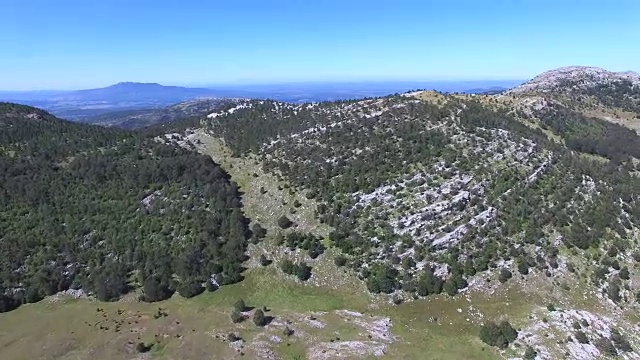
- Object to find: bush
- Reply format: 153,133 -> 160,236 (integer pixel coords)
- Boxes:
365,263 -> 398,294
277,215 -> 293,229
606,281 -> 622,303
233,299 -> 246,312
283,326 -> 294,336
499,320 -> 518,343
574,331 -> 589,344
392,295 -> 403,305
177,279 -> 205,298
479,320 -> 518,349
0,294 -> 20,313
230,310 -> 244,323
416,268 -> 443,296
253,309 -> 267,326
136,342 -> 152,353
259,254 -> 271,266
480,322 -> 507,349
334,255 -> 348,267
443,278 -> 458,296
572,320 -> 582,330
498,269 -> 512,283
619,267 -> 630,280
595,336 -> 617,357
280,260 -> 312,281
205,280 -> 218,292
251,223 -> 267,241
611,328 -> 633,352
524,346 -> 537,360
142,276 -> 174,302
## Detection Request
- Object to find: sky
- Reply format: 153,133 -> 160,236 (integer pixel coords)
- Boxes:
1,0 -> 639,90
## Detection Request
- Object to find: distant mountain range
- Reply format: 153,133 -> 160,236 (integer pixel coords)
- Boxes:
0,80 -> 523,121
0,82 -> 219,120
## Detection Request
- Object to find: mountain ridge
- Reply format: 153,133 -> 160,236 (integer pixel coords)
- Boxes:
507,65 -> 640,94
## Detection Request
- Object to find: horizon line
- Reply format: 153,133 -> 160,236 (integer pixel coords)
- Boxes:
0,78 -> 526,92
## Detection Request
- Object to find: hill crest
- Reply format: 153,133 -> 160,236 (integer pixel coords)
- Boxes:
507,66 -> 640,94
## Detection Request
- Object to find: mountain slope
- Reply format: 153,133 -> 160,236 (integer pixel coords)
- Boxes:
202,90 -> 640,359
0,103 -> 253,309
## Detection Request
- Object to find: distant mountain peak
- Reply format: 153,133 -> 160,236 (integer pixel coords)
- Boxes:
507,66 -> 640,94
109,82 -> 168,88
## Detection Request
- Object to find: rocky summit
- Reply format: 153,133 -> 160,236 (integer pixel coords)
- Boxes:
507,66 -> 640,94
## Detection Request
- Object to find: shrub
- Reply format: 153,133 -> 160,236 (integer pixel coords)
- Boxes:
572,320 -> 582,330
205,280 -> 218,292
251,223 -> 267,241
253,309 -> 267,326
443,278 -> 458,296
259,254 -> 271,266
498,320 -> 518,343
277,215 -> 293,229
611,328 -> 633,352
280,260 -> 312,281
177,279 -> 204,298
595,336 -> 617,357
230,310 -> 244,323
365,263 -> 398,294
142,276 -> 174,302
479,320 -> 518,349
233,299 -> 246,312
136,342 -> 152,353
574,331 -> 589,344
498,269 -> 512,283
480,322 -> 507,349
334,255 -> 348,267
619,267 -> 630,280
0,294 -> 19,313
524,346 -> 537,360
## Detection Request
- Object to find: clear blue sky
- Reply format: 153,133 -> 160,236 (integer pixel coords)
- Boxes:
1,0 -> 639,90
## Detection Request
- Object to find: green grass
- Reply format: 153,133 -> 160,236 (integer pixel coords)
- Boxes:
192,266 -> 370,313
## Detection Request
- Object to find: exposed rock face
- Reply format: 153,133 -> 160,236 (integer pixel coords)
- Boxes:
507,66 -> 640,94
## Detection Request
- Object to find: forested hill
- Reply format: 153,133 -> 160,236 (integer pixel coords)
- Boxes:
0,102 -> 133,157
204,93 -> 640,304
0,103 -> 256,312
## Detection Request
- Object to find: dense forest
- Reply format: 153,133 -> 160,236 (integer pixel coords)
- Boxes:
0,103 -> 254,311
